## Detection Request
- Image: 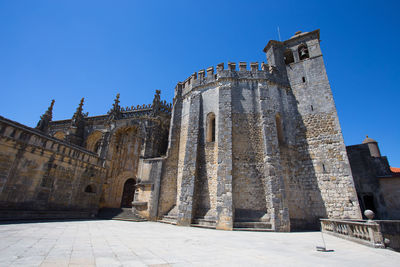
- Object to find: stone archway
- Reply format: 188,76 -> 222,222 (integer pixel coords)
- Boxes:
120,178 -> 136,208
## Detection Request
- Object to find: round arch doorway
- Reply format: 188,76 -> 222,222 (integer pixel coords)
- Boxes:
120,178 -> 136,208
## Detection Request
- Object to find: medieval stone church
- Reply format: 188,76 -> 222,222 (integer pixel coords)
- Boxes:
0,29 -> 363,231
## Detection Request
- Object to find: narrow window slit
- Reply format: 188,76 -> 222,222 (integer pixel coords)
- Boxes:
206,113 -> 216,142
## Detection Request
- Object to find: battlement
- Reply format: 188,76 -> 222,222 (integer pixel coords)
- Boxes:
178,62 -> 287,96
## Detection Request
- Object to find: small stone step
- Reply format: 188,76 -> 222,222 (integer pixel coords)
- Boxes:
233,221 -> 272,229
233,228 -> 275,232
192,218 -> 216,228
158,218 -> 177,225
191,223 -> 215,229
162,215 -> 177,220
97,208 -> 146,222
112,217 -> 146,222
158,214 -> 177,225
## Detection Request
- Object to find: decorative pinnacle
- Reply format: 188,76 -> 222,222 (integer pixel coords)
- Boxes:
49,99 -> 55,110
153,90 -> 161,103
36,99 -> 56,131
112,93 -> 121,110
75,97 -> 84,114
45,99 -> 55,119
78,97 -> 84,110
72,97 -> 85,123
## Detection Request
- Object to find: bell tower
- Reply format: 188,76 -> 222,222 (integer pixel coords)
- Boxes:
264,30 -> 362,226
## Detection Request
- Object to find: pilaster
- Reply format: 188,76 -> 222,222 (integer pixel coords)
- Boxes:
258,83 -> 290,232
176,93 -> 201,226
216,85 -> 233,230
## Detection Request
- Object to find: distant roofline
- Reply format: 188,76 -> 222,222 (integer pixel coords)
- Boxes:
263,29 -> 320,53
390,167 -> 400,173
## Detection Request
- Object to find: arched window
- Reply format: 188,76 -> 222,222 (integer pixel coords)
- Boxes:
275,114 -> 284,145
298,44 -> 309,60
84,184 -> 95,193
206,113 -> 216,142
284,49 -> 294,64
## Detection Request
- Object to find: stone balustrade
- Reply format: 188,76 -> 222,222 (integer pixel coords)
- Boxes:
320,218 -> 384,248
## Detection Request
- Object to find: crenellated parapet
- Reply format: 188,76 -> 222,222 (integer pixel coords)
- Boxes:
178,61 -> 288,97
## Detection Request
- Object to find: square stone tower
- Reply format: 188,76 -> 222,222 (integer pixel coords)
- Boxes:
264,30 -> 362,228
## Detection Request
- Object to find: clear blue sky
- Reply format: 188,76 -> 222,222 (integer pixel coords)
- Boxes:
0,0 -> 399,166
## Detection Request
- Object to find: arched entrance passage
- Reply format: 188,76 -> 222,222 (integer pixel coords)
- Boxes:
120,178 -> 136,208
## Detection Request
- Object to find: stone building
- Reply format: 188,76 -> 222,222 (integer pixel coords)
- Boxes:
347,136 -> 400,220
0,91 -> 171,220
0,29 -> 363,231
156,29 -> 361,231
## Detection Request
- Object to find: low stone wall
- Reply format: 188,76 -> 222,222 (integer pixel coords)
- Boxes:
321,218 -> 400,251
321,218 -> 384,248
376,220 -> 400,252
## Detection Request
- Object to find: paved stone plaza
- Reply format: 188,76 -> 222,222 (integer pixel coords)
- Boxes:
0,220 -> 399,266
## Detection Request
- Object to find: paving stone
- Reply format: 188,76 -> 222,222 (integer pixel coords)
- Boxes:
0,216 -> 399,266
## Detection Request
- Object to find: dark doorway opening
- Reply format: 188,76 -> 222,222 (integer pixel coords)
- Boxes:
120,178 -> 136,208
363,194 -> 376,213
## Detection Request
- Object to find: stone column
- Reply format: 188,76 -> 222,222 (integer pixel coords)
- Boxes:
258,83 -> 290,232
216,85 -> 234,230
176,93 -> 201,226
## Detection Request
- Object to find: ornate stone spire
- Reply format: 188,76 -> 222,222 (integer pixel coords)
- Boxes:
112,93 -> 121,111
152,90 -> 161,116
66,98 -> 86,146
36,99 -> 55,133
72,98 -> 85,126
108,93 -> 121,121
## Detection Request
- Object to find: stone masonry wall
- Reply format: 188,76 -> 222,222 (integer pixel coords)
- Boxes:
231,81 -> 268,222
177,93 -> 201,226
0,116 -> 105,217
193,140 -> 218,220
192,87 -> 219,221
157,87 -> 183,216
215,84 -> 234,230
